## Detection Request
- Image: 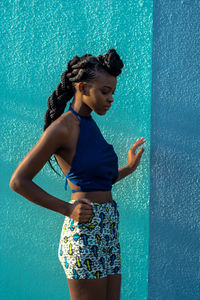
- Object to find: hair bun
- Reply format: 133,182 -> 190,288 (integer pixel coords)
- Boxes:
97,48 -> 124,76
67,55 -> 80,72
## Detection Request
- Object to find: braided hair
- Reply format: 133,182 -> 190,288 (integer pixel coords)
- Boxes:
43,48 -> 124,175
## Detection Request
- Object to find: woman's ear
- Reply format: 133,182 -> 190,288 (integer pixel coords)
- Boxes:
78,82 -> 91,96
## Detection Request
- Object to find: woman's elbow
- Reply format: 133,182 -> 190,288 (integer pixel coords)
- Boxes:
9,176 -> 23,192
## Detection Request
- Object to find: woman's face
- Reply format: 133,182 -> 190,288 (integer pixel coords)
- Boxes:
84,72 -> 117,115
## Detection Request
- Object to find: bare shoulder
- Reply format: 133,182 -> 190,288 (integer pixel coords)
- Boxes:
46,108 -> 78,138
53,110 -> 80,148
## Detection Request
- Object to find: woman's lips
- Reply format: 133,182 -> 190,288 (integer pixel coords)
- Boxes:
105,105 -> 111,110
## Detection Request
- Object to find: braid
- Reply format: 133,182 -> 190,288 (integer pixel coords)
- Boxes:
96,48 -> 124,76
43,49 -> 124,175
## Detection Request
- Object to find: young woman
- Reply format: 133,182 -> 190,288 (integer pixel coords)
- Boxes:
9,48 -> 146,300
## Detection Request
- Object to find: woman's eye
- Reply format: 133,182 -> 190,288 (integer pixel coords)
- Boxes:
102,91 -> 115,96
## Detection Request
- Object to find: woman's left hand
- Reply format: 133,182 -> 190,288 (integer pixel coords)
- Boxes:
127,137 -> 146,173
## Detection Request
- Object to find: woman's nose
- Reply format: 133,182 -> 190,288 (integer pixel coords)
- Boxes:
109,95 -> 114,102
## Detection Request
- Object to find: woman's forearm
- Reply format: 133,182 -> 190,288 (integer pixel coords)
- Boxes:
9,178 -> 71,217
116,165 -> 132,182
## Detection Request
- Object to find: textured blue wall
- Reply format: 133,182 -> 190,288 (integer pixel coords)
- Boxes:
148,1 -> 200,299
1,1 -> 152,299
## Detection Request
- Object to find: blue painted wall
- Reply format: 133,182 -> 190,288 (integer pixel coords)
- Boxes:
148,1 -> 200,299
1,1 -> 152,299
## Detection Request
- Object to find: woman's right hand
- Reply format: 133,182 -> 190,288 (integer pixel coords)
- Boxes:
68,198 -> 94,223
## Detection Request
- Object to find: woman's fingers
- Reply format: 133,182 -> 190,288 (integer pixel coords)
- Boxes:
131,137 -> 146,152
78,198 -> 94,207
73,200 -> 94,222
136,147 -> 145,162
79,206 -> 93,214
69,198 -> 95,222
136,137 -> 146,145
76,206 -> 94,223
80,204 -> 94,215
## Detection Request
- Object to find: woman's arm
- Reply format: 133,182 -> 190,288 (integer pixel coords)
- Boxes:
115,137 -> 146,183
115,165 -> 132,182
9,121 -> 71,217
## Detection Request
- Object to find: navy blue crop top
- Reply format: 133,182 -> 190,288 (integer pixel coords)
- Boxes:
64,102 -> 119,193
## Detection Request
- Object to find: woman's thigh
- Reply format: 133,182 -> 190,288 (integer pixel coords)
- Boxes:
67,277 -> 108,300
106,274 -> 121,300
67,274 -> 121,300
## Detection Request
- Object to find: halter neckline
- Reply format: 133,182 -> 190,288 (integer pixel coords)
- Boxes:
69,103 -> 92,120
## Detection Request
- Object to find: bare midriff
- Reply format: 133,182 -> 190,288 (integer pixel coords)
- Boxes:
70,190 -> 115,204
64,177 -> 115,204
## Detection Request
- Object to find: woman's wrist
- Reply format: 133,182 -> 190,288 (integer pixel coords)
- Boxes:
59,201 -> 72,217
116,164 -> 133,182
126,164 -> 134,174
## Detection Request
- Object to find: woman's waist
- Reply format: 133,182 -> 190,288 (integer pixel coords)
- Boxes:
70,190 -> 114,204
